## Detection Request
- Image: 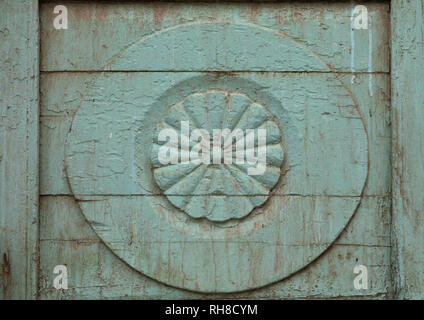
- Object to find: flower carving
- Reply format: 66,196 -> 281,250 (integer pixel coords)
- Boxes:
151,90 -> 284,222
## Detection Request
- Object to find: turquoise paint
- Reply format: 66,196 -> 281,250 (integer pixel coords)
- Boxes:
38,1 -> 392,298
0,0 -> 39,299
63,19 -> 368,292
5,0 -> 416,299
391,0 -> 424,299
151,90 -> 284,222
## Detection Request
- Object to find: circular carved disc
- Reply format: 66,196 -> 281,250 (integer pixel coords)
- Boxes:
65,22 -> 368,292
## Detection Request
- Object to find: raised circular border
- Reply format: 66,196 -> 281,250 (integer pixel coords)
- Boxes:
64,21 -> 369,293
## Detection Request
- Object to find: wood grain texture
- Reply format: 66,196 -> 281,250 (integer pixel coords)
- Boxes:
391,0 -> 424,299
0,0 -> 39,299
39,70 -> 391,296
38,1 -> 392,297
40,1 -> 390,72
40,73 -> 391,197
39,195 -> 390,299
61,69 -> 366,291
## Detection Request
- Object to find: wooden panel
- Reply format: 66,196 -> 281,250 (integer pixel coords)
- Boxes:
40,1 -> 390,72
39,1 -> 391,297
40,73 -> 391,197
39,75 -> 390,296
48,73 -> 369,292
39,195 -> 390,299
0,0 -> 39,299
391,0 -> 424,299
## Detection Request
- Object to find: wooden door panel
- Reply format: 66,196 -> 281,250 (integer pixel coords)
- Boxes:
39,1 -> 391,298
39,195 -> 390,299
40,2 -> 389,72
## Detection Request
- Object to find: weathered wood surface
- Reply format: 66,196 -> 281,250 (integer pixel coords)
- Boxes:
40,73 -> 390,197
39,195 -> 390,299
391,0 -> 424,299
40,1 -> 389,72
38,1 -> 391,297
40,71 -> 391,295
61,48 -> 369,291
0,0 -> 39,299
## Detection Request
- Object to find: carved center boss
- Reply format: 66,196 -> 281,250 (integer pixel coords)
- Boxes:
65,22 -> 368,292
151,89 -> 284,222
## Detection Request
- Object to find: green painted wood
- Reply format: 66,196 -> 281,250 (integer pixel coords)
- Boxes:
0,0 -> 39,299
391,0 -> 424,300
151,90 -> 284,222
39,195 -> 390,299
63,70 -> 368,292
40,1 -> 390,72
38,1 -> 391,297
40,73 -> 390,198
39,71 -> 391,293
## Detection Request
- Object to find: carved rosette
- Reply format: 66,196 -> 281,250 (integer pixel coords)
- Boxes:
151,90 -> 284,222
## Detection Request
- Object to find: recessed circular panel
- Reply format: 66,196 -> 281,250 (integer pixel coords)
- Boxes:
65,22 -> 368,292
